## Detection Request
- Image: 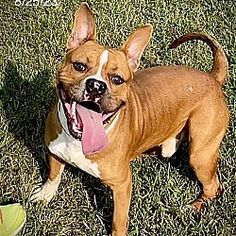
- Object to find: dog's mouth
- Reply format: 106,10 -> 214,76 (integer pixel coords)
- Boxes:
58,87 -> 122,155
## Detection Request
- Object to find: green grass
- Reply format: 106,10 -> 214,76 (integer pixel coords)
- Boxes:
0,0 -> 235,235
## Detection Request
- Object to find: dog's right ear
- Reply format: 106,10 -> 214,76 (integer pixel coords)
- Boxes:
66,2 -> 96,50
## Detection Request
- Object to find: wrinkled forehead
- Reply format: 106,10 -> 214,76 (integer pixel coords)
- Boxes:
67,41 -> 104,63
66,41 -> 132,78
107,49 -> 132,78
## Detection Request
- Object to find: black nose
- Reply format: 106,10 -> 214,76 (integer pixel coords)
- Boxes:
85,78 -> 107,95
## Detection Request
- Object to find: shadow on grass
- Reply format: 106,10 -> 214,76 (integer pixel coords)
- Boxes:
169,142 -> 196,182
0,61 -> 53,181
82,175 -> 113,235
69,166 -> 113,234
144,141 -> 196,182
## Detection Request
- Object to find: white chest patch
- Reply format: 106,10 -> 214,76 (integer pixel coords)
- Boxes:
48,101 -> 101,178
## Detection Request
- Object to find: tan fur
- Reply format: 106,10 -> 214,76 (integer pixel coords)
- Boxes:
45,102 -> 61,147
33,3 -> 229,236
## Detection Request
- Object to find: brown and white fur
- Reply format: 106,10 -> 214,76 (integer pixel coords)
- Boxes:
31,3 -> 229,236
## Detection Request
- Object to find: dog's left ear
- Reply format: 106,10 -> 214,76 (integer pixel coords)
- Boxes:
66,2 -> 96,50
121,25 -> 153,72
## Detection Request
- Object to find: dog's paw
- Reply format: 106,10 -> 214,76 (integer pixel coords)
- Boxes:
30,180 -> 58,203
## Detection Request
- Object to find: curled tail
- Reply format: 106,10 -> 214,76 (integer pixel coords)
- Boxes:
169,32 -> 228,86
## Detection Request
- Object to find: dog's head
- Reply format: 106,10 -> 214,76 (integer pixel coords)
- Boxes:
57,3 -> 152,140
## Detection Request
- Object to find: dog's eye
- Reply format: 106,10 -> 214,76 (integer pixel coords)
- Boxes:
111,75 -> 124,85
73,62 -> 87,72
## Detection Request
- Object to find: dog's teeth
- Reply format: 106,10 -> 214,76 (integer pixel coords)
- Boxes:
72,123 -> 80,133
71,101 -> 81,133
83,90 -> 90,101
71,101 -> 78,125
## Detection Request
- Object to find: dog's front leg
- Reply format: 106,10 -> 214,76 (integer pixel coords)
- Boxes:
31,154 -> 65,202
110,169 -> 132,236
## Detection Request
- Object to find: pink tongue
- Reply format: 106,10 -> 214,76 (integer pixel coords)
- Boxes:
77,104 -> 108,155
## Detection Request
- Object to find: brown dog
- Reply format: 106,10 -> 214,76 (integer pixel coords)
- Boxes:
31,3 -> 229,235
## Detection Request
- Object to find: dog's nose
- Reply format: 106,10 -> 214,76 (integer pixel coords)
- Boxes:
85,78 -> 107,95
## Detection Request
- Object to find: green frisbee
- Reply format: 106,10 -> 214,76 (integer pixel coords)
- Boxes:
0,203 -> 26,236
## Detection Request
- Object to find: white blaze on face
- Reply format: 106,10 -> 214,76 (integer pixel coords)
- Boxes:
96,50 -> 109,77
84,49 -> 109,84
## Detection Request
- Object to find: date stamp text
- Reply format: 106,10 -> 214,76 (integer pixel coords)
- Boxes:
15,0 -> 58,6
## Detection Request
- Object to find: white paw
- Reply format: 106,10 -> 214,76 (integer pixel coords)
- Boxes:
161,138 -> 177,158
30,180 -> 59,203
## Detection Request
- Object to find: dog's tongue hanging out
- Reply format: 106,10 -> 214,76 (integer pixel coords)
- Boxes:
76,104 -> 108,155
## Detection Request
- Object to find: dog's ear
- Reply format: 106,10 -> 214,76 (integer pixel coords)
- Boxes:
66,3 -> 96,50
121,25 -> 153,72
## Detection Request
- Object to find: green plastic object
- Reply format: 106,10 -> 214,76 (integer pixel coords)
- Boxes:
0,203 -> 26,236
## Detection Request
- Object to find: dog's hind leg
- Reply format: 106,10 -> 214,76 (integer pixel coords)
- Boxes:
30,154 -> 65,203
188,100 -> 228,210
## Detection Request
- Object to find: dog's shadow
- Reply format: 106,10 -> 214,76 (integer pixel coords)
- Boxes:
0,61 -> 52,179
144,140 -> 195,179
73,168 -> 114,234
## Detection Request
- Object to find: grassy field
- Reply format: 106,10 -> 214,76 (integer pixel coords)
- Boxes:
0,0 -> 235,235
